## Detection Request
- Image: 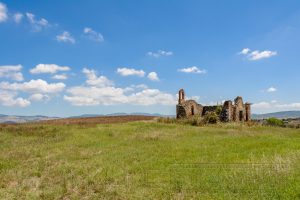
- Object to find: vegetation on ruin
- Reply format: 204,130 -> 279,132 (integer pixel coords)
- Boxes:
1,121 -> 300,199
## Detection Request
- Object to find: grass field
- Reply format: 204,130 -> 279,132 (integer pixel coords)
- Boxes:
1,120 -> 300,199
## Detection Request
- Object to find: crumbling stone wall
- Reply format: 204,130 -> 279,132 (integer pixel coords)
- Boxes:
176,89 -> 203,118
220,100 -> 233,122
203,106 -> 219,116
245,103 -> 251,121
234,96 -> 246,122
176,100 -> 203,118
176,89 -> 251,122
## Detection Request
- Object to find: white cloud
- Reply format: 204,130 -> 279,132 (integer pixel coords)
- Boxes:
83,27 -> 104,42
56,31 -> 75,44
64,86 -> 128,106
29,93 -> 49,102
26,12 -> 49,31
267,87 -> 277,93
0,65 -> 24,81
64,68 -> 176,106
275,103 -> 300,110
64,87 -> 176,106
117,67 -> 145,77
128,84 -> 148,90
249,50 -> 277,61
128,89 -> 176,105
252,102 -> 272,109
239,48 -> 277,61
178,66 -> 207,74
13,13 -> 23,23
0,2 -> 8,23
147,72 -> 159,81
252,101 -> 300,113
82,68 -> 114,87
30,64 -> 70,74
0,90 -> 30,107
190,96 -> 200,101
0,79 -> 66,94
239,48 -> 250,55
52,74 -> 68,80
147,50 -> 173,58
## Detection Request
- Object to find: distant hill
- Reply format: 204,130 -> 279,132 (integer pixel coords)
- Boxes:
0,115 -> 60,124
3,111 -> 299,124
252,111 -> 300,119
70,113 -> 174,118
0,113 -> 174,124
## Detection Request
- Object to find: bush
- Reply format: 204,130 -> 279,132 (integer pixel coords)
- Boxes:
215,106 -> 222,116
157,116 -> 205,126
186,116 -> 204,126
266,118 -> 284,127
203,112 -> 219,124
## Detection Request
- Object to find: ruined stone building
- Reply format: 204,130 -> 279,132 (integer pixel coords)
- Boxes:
176,89 -> 251,122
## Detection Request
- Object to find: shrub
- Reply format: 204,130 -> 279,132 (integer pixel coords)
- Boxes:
187,116 -> 204,126
157,116 -> 205,126
215,106 -> 222,116
203,112 -> 219,124
266,118 -> 284,127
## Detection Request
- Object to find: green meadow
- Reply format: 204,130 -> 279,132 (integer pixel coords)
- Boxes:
1,122 -> 300,199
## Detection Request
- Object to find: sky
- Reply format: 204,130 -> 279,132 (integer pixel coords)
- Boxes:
0,0 -> 300,117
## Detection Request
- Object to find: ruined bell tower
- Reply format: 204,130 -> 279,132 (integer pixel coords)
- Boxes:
178,89 -> 185,104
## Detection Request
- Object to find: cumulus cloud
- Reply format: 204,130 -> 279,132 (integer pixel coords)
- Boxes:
13,13 -> 23,23
252,101 -> 272,109
178,66 -> 207,74
64,86 -> 176,106
128,89 -> 176,105
147,72 -> 159,81
0,90 -> 30,107
64,86 -> 127,106
52,74 -> 68,80
64,68 -> 176,106
30,64 -> 70,74
239,48 -> 250,55
0,79 -> 66,94
252,101 -> 300,113
56,31 -> 75,44
82,68 -> 114,87
0,2 -> 8,23
249,50 -> 277,61
147,50 -> 173,58
239,48 -> 277,61
29,93 -> 49,102
83,27 -> 104,42
117,67 -> 145,77
0,65 -> 24,81
267,87 -> 277,93
129,84 -> 148,90
26,12 -> 49,31
275,103 -> 300,110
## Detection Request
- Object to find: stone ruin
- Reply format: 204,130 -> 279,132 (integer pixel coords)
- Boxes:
176,89 -> 251,122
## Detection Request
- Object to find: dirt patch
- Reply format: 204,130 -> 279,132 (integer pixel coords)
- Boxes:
38,115 -> 156,125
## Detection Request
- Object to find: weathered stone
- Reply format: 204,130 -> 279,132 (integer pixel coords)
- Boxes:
176,89 -> 203,118
176,89 -> 251,122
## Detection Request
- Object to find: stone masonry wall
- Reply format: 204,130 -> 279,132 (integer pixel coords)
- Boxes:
176,89 -> 251,122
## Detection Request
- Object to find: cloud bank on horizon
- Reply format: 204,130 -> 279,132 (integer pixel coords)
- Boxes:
0,1 -> 299,116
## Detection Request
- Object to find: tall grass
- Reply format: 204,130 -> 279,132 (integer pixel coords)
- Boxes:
1,122 -> 300,199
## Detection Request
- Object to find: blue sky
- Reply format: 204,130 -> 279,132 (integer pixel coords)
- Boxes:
0,0 -> 300,117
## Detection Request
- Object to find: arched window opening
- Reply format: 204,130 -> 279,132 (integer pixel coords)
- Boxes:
191,105 -> 195,116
